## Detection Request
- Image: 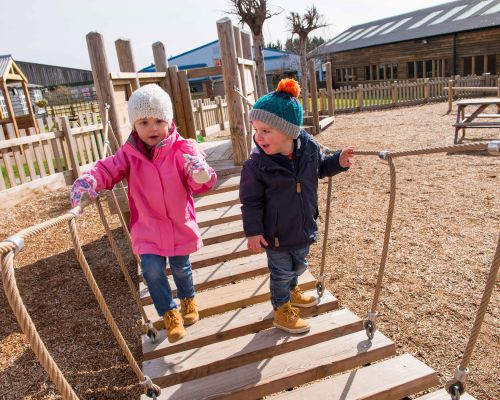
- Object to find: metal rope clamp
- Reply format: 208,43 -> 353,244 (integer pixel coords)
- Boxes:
140,375 -> 161,398
363,311 -> 378,340
5,235 -> 25,255
378,151 -> 390,160
487,140 -> 500,155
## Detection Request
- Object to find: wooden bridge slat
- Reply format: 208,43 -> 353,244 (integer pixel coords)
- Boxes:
268,354 -> 438,400
144,309 -> 363,388
142,289 -> 338,360
143,270 -> 317,331
197,204 -> 242,228
416,389 -> 476,400
139,253 -> 268,305
190,237 -> 251,268
200,219 -> 244,246
199,174 -> 240,196
194,189 -> 240,212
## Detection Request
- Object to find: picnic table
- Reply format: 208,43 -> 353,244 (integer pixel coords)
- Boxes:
454,97 -> 500,143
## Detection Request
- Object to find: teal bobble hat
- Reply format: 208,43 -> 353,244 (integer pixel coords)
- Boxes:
249,79 -> 303,139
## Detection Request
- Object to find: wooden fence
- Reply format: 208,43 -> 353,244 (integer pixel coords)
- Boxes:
0,114 -> 105,209
192,96 -> 229,137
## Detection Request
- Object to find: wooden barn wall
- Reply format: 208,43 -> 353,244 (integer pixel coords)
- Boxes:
16,61 -> 94,87
327,26 -> 500,85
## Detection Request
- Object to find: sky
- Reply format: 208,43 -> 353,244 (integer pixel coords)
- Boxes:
0,0 -> 458,71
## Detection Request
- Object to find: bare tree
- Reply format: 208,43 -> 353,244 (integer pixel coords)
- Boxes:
287,5 -> 328,114
228,0 -> 282,96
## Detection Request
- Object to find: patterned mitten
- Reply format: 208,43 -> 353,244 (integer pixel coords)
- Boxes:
70,174 -> 98,207
183,154 -> 211,184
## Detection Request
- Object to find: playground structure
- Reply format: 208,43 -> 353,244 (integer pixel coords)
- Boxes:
1,17 -> 500,400
0,55 -> 40,138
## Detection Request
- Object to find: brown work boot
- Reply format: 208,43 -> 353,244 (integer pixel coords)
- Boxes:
290,285 -> 318,308
273,302 -> 310,333
163,309 -> 186,343
180,297 -> 199,326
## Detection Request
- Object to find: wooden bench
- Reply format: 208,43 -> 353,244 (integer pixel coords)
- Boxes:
453,98 -> 500,143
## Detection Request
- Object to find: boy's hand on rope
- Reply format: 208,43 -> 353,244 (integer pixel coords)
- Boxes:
247,235 -> 268,253
183,154 -> 211,184
339,146 -> 355,168
70,174 -> 98,207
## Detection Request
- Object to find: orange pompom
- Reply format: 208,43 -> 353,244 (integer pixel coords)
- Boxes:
277,79 -> 300,98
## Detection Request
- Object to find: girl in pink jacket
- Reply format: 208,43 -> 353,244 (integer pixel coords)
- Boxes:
70,84 -> 217,343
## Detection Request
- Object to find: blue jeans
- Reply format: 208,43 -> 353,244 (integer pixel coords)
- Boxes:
265,246 -> 310,309
140,254 -> 195,317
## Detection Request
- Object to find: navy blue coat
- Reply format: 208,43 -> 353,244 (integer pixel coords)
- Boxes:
239,131 -> 348,251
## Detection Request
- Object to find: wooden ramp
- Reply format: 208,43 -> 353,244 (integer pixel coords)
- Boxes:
139,172 -> 476,399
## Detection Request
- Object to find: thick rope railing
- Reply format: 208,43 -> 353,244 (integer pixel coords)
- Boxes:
444,233 -> 500,400
67,215 -> 161,398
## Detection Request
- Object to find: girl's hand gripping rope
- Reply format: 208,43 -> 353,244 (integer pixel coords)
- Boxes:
70,174 -> 98,207
183,154 -> 211,184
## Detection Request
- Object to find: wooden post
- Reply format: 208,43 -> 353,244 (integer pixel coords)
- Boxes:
21,81 -> 39,134
61,116 -> 81,178
424,78 -> 430,102
1,82 -> 19,138
216,96 -> 225,130
325,62 -> 334,116
86,32 -> 122,149
357,84 -> 364,111
308,60 -> 320,133
168,66 -> 188,136
152,42 -> 173,98
391,81 -> 397,106
178,70 -> 197,140
448,79 -> 454,113
196,100 -> 207,137
497,77 -> 500,97
115,38 -> 139,90
217,17 -> 248,165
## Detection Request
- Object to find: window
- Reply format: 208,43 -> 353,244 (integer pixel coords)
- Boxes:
463,56 -> 472,75
385,64 -> 392,79
393,64 -> 398,79
425,60 -> 433,77
476,56 -> 485,75
408,62 -> 415,79
430,5 -> 467,24
365,66 -> 371,80
378,64 -> 384,80
0,92 -> 8,117
417,61 -> 424,78
487,54 -> 496,74
381,17 -> 412,34
454,0 -> 494,20
372,64 -> 377,80
408,11 -> 443,29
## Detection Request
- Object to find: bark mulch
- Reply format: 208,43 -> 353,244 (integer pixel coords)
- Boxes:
0,101 -> 498,399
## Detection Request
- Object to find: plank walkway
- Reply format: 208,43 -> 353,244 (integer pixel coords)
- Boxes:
138,165 -> 477,400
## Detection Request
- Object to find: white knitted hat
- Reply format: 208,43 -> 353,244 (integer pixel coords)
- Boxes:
127,84 -> 173,127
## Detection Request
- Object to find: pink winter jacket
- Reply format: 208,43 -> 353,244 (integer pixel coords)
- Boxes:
89,128 -> 217,256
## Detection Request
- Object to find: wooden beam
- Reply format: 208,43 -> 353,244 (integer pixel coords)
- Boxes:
115,38 -> 139,90
186,66 -> 223,79
1,82 -> 19,138
5,74 -> 24,81
86,31 -> 123,148
152,42 -> 173,100
21,80 -> 39,133
178,70 -> 197,140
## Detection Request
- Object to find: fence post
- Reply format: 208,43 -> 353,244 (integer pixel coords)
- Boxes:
216,96 -> 225,130
447,79 -> 454,113
61,116 -> 81,178
357,84 -> 364,111
391,81 -> 397,106
324,62 -> 334,117
424,78 -> 430,103
308,60 -> 320,134
197,100 -> 207,137
115,38 -> 139,91
497,77 -> 500,97
167,66 -> 188,136
152,42 -> 173,99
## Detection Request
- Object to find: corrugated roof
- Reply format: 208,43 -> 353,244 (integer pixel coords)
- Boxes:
0,55 -> 13,78
311,0 -> 500,57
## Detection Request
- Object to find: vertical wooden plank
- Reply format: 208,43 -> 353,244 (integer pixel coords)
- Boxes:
6,124 -> 26,183
178,70 -> 197,140
217,17 -> 248,165
18,129 -> 37,180
28,127 -> 47,178
197,100 -> 207,137
37,119 -> 58,174
115,38 -> 139,90
0,126 -> 16,188
0,126 -> 9,189
152,41 -> 173,98
168,65 -> 188,136
61,116 -> 81,178
87,31 -> 123,148
308,60 -> 320,133
1,83 -> 19,139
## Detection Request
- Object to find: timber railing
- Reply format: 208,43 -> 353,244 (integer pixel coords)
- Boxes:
0,113 -> 105,209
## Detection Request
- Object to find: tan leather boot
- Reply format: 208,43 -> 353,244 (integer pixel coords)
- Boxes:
180,297 -> 199,326
290,285 -> 318,308
273,301 -> 310,333
163,309 -> 186,343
